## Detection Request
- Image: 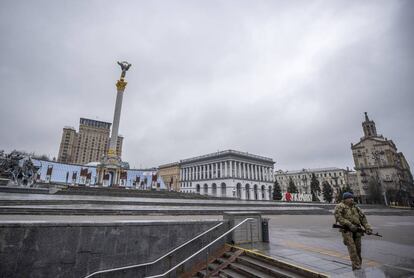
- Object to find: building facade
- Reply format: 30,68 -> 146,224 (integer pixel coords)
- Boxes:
158,162 -> 180,191
57,118 -> 123,165
180,150 -> 275,200
351,112 -> 413,204
275,167 -> 357,201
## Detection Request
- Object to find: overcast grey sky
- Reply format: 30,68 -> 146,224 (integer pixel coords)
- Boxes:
0,0 -> 413,170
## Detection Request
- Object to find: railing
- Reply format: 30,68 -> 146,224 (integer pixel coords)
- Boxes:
83,222 -> 224,278
145,217 -> 254,278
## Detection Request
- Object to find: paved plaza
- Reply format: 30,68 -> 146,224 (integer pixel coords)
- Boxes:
2,214 -> 413,277
1,191 -> 413,277
258,215 -> 414,278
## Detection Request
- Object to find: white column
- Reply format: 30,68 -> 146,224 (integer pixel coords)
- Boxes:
243,163 -> 246,179
201,165 -> 204,180
219,162 -> 222,178
198,166 -> 201,180
180,168 -> 183,181
261,166 -> 264,181
238,162 -> 242,178
192,166 -> 194,180
205,164 -> 207,179
109,81 -> 126,154
270,167 -> 274,182
215,163 -> 218,178
268,167 -> 272,182
247,164 -> 250,179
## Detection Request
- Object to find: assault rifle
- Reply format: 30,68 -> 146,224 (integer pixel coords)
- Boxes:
332,224 -> 382,237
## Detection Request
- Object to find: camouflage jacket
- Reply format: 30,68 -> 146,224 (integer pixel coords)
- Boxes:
334,202 -> 371,231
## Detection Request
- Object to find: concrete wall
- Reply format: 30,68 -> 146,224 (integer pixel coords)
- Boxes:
0,220 -> 228,278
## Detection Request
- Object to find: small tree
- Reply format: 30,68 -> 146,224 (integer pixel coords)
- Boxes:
367,178 -> 383,204
287,178 -> 298,193
322,181 -> 333,203
273,180 -> 282,200
310,173 -> 321,201
335,186 -> 343,203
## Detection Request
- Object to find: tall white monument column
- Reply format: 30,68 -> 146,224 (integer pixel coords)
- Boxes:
108,78 -> 127,157
97,61 -> 131,186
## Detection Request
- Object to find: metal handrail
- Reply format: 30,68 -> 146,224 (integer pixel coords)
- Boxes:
145,217 -> 254,278
83,221 -> 224,278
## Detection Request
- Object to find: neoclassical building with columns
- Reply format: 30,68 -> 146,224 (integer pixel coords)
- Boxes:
179,150 -> 275,200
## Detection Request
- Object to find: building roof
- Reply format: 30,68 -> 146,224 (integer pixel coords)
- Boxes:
276,167 -> 347,175
180,149 -> 274,165
158,161 -> 180,169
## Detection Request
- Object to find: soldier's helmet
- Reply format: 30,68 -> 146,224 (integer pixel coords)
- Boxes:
343,192 -> 354,199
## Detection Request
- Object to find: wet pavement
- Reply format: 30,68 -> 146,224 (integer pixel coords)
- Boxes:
255,215 -> 414,278
1,191 -> 413,277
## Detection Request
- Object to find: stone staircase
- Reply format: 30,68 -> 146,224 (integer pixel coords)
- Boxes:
193,247 -> 325,278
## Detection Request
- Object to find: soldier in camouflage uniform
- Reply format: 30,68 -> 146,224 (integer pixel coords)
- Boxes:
334,192 -> 372,270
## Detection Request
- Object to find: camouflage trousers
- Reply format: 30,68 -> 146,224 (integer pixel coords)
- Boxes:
342,231 -> 362,270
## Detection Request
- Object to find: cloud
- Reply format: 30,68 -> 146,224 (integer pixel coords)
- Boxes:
0,0 -> 413,171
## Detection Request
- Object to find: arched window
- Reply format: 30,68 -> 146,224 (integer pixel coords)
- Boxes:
261,185 -> 265,200
254,184 -> 258,200
204,184 -> 208,195
212,183 -> 217,195
196,184 -> 200,194
236,183 -> 242,199
221,183 -> 226,196
268,186 -> 272,200
245,184 -> 250,200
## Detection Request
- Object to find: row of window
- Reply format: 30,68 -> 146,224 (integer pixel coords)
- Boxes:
182,183 -> 273,200
277,171 -> 343,180
182,162 -> 273,182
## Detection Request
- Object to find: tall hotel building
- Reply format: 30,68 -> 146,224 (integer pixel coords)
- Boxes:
57,118 -> 123,165
180,150 -> 275,200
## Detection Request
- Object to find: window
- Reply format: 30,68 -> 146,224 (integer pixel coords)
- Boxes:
221,183 -> 226,196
